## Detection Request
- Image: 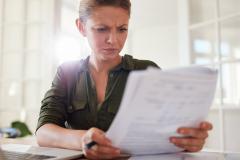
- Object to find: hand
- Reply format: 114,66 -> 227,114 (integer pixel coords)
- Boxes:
82,127 -> 120,159
170,121 -> 213,152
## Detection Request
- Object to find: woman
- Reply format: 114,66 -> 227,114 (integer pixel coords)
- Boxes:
36,0 -> 213,159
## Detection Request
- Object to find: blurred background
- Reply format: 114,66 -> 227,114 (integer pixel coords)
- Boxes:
0,0 -> 239,152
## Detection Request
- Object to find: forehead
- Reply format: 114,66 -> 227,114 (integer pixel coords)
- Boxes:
86,6 -> 129,26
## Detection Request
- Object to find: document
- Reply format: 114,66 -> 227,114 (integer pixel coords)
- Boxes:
106,66 -> 218,155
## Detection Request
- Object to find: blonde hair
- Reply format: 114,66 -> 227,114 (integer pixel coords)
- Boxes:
79,0 -> 131,23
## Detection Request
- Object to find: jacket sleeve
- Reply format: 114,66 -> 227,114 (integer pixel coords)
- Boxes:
36,65 -> 69,131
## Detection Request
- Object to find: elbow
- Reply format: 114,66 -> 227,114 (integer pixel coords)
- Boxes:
36,126 -> 48,147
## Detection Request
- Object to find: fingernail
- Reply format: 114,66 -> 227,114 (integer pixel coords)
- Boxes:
115,149 -> 120,154
108,139 -> 112,144
170,138 -> 176,143
178,129 -> 185,134
107,141 -> 112,146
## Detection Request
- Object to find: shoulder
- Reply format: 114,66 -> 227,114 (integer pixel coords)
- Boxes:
53,58 -> 88,89
58,59 -> 84,71
133,58 -> 160,70
124,54 -> 160,70
55,58 -> 88,84
57,57 -> 88,75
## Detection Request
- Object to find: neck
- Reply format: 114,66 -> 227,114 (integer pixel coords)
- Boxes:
88,54 -> 122,73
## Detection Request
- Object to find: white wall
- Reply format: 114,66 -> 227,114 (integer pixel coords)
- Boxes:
125,0 -> 180,69
129,26 -> 179,68
223,109 -> 240,152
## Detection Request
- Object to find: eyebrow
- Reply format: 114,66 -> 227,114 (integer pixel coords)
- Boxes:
94,24 -> 128,28
118,24 -> 128,27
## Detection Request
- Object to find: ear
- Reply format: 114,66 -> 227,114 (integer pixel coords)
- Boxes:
76,19 -> 86,37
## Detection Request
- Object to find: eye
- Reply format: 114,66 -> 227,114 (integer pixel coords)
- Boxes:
96,27 -> 107,32
119,28 -> 128,33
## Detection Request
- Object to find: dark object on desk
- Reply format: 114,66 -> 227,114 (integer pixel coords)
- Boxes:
11,121 -> 32,137
0,150 -> 55,160
0,144 -> 84,160
0,128 -> 21,138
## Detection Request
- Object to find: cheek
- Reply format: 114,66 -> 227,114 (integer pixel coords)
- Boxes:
119,34 -> 128,46
88,34 -> 105,50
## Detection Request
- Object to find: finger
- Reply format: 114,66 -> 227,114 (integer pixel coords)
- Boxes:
200,121 -> 213,130
91,132 -> 112,147
98,153 -> 120,160
185,145 -> 202,152
177,128 -> 208,139
170,137 -> 205,147
86,147 -> 120,160
86,128 -> 112,147
92,145 -> 120,157
82,128 -> 102,144
174,143 -> 202,152
84,149 -> 98,160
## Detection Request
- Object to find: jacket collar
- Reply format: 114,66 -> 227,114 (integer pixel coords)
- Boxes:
78,54 -> 135,73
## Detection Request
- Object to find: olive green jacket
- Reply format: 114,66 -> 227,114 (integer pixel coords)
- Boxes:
37,54 -> 159,132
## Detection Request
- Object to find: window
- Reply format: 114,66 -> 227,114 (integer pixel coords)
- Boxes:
0,0 -> 89,132
55,0 -> 90,65
179,0 -> 240,152
0,0 -> 47,131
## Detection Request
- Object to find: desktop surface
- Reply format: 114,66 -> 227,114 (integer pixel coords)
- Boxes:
77,152 -> 240,160
1,137 -> 240,160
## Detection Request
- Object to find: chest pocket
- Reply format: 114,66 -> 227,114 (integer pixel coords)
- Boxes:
67,99 -> 87,113
67,71 -> 89,113
68,99 -> 87,113
67,98 -> 94,130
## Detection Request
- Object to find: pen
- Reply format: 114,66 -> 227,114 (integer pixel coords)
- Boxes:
85,141 -> 97,150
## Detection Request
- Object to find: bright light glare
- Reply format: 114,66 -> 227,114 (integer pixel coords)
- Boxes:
8,82 -> 18,97
220,42 -> 230,56
55,34 -> 90,64
235,48 -> 240,58
193,39 -> 212,54
20,108 -> 26,122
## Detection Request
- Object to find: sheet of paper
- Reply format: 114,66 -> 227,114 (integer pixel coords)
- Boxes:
106,66 -> 218,155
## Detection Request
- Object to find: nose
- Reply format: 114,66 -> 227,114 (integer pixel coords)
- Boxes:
106,31 -> 117,44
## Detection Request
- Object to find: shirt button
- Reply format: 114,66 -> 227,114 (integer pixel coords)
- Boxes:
69,105 -> 73,110
110,73 -> 113,78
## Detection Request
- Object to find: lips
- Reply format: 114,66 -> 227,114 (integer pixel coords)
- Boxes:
103,48 -> 119,53
104,48 -> 118,51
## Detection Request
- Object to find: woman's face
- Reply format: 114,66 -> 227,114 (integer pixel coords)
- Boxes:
78,6 -> 129,61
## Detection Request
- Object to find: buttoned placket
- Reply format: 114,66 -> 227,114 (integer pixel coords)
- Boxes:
84,71 -> 98,125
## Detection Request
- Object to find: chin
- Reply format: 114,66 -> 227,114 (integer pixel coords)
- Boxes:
100,52 -> 120,61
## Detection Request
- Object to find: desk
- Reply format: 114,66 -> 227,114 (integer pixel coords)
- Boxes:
125,152 -> 240,160
76,151 -> 240,160
77,152 -> 240,160
1,136 -> 37,146
1,137 -> 240,160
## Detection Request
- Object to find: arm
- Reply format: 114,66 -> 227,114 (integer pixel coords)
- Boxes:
36,63 -> 120,159
36,124 -> 85,150
36,124 -> 120,159
36,64 -> 84,150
